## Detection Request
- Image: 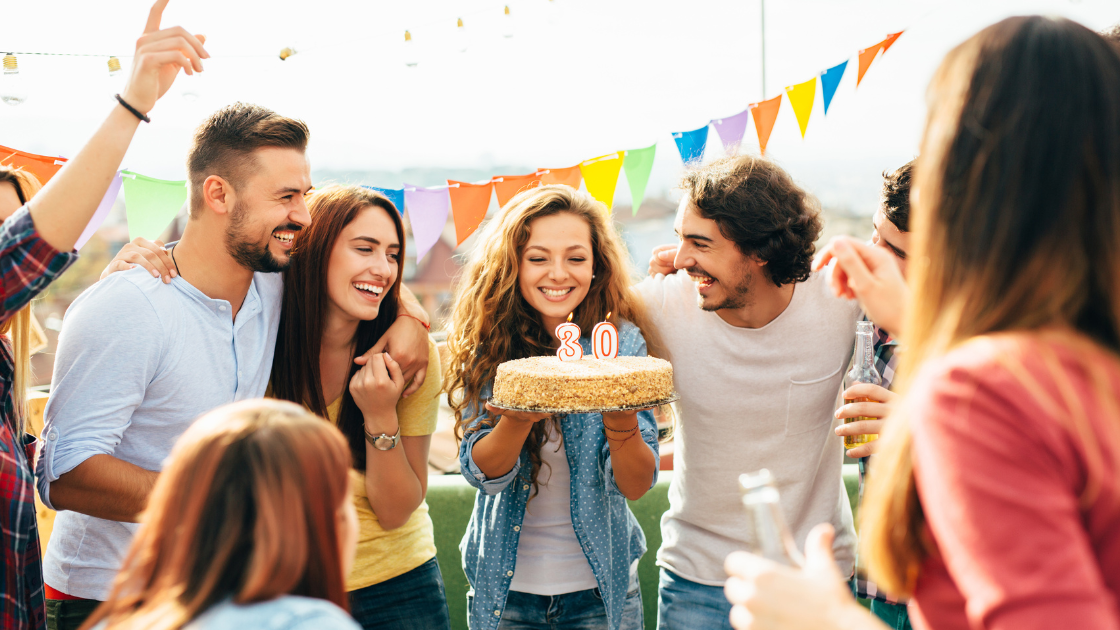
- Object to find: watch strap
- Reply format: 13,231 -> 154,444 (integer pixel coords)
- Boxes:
363,424 -> 401,450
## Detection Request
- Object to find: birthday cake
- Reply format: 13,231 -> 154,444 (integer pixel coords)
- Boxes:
491,356 -> 674,412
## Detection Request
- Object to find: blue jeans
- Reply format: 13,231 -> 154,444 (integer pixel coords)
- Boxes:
497,588 -> 643,630
349,557 -> 451,630
657,569 -> 732,630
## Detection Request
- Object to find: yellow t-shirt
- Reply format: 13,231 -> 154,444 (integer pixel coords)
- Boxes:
273,338 -> 442,591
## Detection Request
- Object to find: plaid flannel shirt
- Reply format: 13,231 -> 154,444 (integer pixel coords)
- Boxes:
852,321 -> 904,604
0,206 -> 76,629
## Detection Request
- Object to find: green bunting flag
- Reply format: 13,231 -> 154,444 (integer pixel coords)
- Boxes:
121,171 -> 187,242
622,144 -> 656,216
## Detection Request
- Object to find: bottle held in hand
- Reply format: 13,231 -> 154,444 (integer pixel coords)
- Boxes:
844,320 -> 882,448
738,469 -> 803,567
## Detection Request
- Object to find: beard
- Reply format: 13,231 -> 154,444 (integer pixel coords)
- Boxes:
694,265 -> 753,312
224,200 -> 298,273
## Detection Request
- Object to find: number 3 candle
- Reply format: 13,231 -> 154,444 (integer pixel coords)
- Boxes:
592,311 -> 619,359
555,312 -> 583,362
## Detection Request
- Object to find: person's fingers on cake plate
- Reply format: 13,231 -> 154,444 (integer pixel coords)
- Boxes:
484,401 -> 551,424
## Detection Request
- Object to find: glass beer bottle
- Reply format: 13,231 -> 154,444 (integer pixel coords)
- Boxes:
844,320 -> 882,448
738,469 -> 803,567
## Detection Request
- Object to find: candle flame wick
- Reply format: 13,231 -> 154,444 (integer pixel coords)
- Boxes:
566,312 -> 573,322
605,311 -> 612,320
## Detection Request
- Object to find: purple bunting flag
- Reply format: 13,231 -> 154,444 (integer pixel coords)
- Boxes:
76,172 -> 123,250
711,109 -> 751,154
404,184 -> 450,263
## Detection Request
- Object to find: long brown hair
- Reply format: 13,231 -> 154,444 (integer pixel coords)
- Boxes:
81,400 -> 353,630
445,184 -> 660,496
270,185 -> 405,470
0,166 -> 45,434
862,16 -> 1120,597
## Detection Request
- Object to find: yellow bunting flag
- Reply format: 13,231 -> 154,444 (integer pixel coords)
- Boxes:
579,152 -> 624,210
749,95 -> 782,156
785,78 -> 816,138
447,180 -> 493,246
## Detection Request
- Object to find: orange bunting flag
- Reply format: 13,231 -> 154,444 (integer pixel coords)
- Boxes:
579,152 -> 624,210
857,32 -> 902,87
492,173 -> 542,207
749,95 -> 782,155
0,145 -> 67,186
785,78 -> 816,138
447,180 -> 493,246
538,165 -> 582,190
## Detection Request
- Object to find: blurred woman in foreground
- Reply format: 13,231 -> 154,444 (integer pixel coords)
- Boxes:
80,400 -> 362,630
725,16 -> 1120,630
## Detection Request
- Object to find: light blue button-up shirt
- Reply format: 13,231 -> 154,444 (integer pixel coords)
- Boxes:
37,268 -> 283,600
459,321 -> 660,630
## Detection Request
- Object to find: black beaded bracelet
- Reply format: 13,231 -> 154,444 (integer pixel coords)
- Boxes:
114,94 -> 151,123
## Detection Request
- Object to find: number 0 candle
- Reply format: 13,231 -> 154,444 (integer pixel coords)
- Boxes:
555,312 -> 583,362
592,312 -> 619,359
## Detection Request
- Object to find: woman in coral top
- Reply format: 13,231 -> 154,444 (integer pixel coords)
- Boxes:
723,15 -> 1120,630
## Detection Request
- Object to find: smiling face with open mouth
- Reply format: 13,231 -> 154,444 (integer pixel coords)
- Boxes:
326,205 -> 401,323
518,212 -> 595,335
224,147 -> 313,273
673,197 -> 758,312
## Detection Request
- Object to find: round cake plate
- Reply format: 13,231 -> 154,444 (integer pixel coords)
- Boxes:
487,392 -> 680,415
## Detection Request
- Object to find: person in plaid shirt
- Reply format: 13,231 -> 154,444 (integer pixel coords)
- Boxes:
0,3 -> 211,627
832,160 -> 913,630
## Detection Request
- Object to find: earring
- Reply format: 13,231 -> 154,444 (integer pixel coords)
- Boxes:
592,274 -> 596,279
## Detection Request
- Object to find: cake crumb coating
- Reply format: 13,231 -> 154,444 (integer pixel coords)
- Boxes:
491,356 -> 674,411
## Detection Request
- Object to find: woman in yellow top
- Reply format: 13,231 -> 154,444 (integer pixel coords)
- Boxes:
268,185 -> 448,630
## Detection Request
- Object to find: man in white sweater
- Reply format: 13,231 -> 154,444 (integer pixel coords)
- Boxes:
637,155 -> 859,629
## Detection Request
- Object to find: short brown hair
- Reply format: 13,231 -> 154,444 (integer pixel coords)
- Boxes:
186,103 -> 309,218
881,160 -> 914,233
680,155 -> 822,286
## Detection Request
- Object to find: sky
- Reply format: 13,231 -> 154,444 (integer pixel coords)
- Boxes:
1,0 -> 1117,211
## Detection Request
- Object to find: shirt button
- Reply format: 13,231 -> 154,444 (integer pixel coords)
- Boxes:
506,570 -> 513,577
522,484 -> 529,490
219,305 -> 227,312
513,525 -> 520,532
48,430 -> 57,441
494,610 -> 501,617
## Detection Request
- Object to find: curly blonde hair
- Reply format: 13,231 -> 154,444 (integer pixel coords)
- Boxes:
445,184 -> 660,496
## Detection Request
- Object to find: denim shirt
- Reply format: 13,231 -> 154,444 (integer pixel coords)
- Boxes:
459,321 -> 660,630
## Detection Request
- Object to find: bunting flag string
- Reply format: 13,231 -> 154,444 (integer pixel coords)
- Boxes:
2,28 -> 909,262
785,78 -> 817,138
749,94 -> 782,156
404,184 -> 451,262
579,152 -> 624,210
447,180 -> 493,246
622,145 -> 657,217
121,171 -> 187,242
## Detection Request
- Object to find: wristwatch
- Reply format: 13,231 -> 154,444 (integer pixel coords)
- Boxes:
364,425 -> 401,451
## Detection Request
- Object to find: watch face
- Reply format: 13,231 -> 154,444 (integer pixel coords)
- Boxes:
374,435 -> 395,450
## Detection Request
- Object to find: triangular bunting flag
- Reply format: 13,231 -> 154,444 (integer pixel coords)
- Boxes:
404,184 -> 450,263
579,152 -> 624,210
711,109 -> 751,154
492,173 -> 542,208
538,165 -> 582,190
672,125 -> 709,164
121,171 -> 187,242
447,180 -> 493,246
748,95 -> 782,156
0,145 -> 66,186
622,144 -> 656,217
76,172 -> 123,250
857,33 -> 902,88
881,31 -> 904,55
363,186 -> 405,216
820,60 -> 848,115
785,78 -> 817,138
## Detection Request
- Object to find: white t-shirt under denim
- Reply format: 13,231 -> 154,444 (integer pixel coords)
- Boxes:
508,426 -> 600,595
636,270 -> 860,586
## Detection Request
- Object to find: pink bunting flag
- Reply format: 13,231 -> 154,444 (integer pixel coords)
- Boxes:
404,184 -> 451,263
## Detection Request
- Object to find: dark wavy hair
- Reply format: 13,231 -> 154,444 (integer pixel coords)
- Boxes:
881,160 -> 914,233
680,155 -> 822,286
